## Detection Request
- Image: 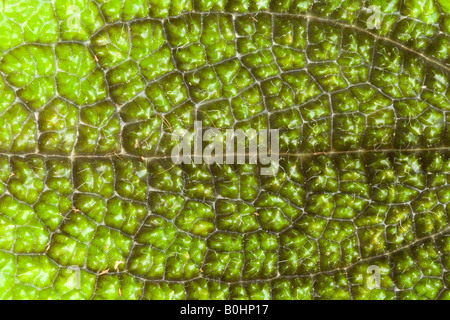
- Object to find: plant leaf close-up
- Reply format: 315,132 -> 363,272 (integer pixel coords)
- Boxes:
0,0 -> 450,300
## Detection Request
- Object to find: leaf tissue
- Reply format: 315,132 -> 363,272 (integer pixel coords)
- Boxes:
0,0 -> 449,300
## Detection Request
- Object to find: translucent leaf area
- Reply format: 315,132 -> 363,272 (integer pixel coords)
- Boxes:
0,0 -> 450,300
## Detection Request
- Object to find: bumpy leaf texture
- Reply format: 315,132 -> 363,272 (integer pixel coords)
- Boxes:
0,0 -> 449,300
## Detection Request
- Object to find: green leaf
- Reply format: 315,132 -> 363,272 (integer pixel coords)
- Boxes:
0,0 -> 449,300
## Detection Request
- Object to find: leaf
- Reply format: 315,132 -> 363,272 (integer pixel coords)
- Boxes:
0,0 -> 449,300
